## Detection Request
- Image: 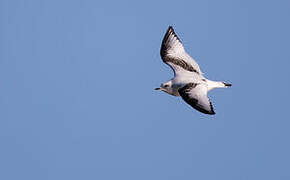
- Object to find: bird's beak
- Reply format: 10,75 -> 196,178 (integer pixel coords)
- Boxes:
155,87 -> 161,90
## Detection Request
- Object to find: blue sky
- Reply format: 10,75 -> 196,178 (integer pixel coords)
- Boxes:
1,0 -> 290,179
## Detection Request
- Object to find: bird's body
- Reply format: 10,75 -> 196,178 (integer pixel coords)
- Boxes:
160,77 -> 226,97
156,26 -> 231,115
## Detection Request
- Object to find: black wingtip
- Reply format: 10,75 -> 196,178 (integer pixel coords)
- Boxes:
167,26 -> 176,35
208,111 -> 216,115
161,26 -> 177,57
207,102 -> 216,115
162,26 -> 181,44
194,106 -> 216,115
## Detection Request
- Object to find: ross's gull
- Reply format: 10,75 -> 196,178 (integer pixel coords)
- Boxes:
155,26 -> 232,115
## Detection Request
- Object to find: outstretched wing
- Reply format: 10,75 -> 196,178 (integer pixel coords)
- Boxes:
178,83 -> 215,115
160,26 -> 202,77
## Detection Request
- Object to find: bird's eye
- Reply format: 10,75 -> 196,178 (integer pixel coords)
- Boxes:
164,84 -> 169,88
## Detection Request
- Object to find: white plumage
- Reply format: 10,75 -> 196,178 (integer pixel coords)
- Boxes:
156,26 -> 231,115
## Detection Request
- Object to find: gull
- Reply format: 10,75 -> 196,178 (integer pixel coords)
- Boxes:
155,26 -> 231,115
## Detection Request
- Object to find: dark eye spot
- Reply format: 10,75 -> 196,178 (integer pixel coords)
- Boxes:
164,84 -> 169,88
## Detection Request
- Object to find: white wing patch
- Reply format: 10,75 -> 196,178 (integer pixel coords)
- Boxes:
178,83 -> 215,115
160,26 -> 202,76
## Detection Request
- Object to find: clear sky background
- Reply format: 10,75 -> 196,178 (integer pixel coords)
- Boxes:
1,0 -> 290,179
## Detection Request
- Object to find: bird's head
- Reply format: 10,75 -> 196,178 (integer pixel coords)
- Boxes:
155,81 -> 173,94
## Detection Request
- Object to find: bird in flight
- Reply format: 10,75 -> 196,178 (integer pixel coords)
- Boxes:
155,26 -> 231,115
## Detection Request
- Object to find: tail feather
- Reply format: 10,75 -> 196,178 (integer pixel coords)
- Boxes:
223,82 -> 232,87
207,80 -> 232,91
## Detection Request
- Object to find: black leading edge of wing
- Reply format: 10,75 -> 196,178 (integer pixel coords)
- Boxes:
160,26 -> 199,74
178,83 -> 215,115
